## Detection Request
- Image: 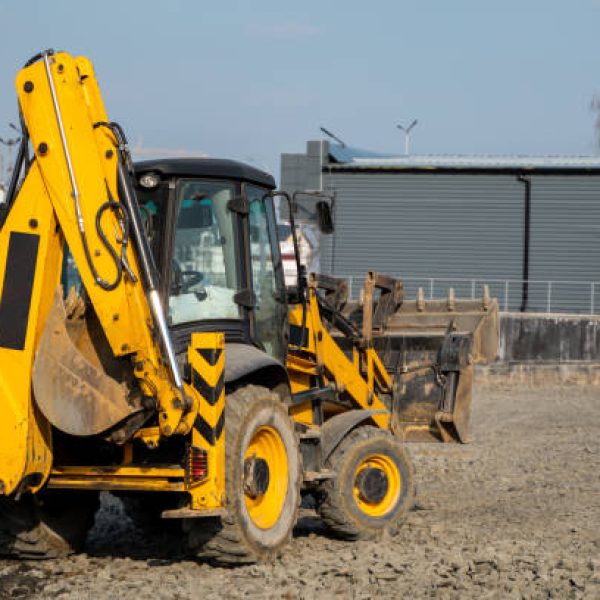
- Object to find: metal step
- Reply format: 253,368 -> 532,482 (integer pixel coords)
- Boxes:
162,507 -> 227,519
299,429 -> 321,441
303,469 -> 335,483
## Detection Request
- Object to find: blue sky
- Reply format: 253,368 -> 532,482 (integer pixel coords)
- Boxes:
1,0 -> 600,178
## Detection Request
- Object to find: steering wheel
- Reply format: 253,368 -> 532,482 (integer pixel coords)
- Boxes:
181,270 -> 204,292
171,260 -> 205,294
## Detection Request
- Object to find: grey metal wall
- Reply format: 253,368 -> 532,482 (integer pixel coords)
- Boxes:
280,153 -> 600,313
528,176 -> 600,313
320,172 -> 525,305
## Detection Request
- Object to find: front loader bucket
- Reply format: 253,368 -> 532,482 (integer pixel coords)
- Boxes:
344,273 -> 499,443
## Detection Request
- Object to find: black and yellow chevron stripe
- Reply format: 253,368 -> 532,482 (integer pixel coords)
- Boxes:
188,333 -> 225,495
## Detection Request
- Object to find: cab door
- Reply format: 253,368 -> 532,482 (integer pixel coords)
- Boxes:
246,185 -> 288,362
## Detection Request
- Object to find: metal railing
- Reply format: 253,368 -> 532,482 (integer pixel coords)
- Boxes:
341,275 -> 600,315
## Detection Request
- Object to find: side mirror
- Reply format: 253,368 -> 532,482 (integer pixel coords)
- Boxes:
316,200 -> 334,234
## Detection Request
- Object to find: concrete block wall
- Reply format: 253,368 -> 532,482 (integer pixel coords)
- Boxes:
479,312 -> 600,385
498,313 -> 600,363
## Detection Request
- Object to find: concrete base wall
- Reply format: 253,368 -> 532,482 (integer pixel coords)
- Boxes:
477,362 -> 600,386
478,312 -> 600,385
498,312 -> 600,363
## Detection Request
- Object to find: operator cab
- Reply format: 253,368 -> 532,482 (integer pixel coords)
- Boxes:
133,158 -> 287,362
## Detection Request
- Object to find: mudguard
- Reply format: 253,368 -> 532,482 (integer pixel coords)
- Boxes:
224,342 -> 288,386
320,409 -> 388,463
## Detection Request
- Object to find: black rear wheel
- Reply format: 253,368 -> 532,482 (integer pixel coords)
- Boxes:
0,490 -> 99,559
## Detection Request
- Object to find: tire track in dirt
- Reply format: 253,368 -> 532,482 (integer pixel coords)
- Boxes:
0,385 -> 598,599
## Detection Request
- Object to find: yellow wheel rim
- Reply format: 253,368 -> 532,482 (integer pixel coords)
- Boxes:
243,426 -> 288,529
352,453 -> 401,518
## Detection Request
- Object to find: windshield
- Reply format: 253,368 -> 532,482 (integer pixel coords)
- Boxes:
168,179 -> 240,325
136,179 -> 241,326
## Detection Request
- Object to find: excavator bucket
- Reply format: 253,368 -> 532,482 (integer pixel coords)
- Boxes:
339,272 -> 499,443
32,289 -> 139,437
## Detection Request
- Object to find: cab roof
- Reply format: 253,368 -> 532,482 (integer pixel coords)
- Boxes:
134,158 -> 276,189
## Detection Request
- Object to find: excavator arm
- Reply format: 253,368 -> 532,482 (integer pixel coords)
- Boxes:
0,51 -> 222,502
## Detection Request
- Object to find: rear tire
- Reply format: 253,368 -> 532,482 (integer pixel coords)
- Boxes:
186,385 -> 301,566
0,490 -> 99,559
318,426 -> 414,540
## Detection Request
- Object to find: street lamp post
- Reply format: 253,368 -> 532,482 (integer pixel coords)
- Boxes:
396,119 -> 418,155
0,123 -> 22,184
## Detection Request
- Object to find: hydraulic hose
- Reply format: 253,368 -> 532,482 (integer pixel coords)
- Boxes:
42,51 -> 127,292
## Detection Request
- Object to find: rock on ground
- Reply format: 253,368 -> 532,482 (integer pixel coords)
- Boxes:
0,384 -> 598,599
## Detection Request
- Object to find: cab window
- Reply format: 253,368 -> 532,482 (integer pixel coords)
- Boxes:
169,179 -> 240,325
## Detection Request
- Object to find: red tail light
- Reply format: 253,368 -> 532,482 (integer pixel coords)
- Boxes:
188,446 -> 208,483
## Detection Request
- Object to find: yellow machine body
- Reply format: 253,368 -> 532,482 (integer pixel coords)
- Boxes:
0,52 -> 225,511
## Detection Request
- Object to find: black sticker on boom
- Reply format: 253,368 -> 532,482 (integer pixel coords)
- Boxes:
0,232 -> 40,351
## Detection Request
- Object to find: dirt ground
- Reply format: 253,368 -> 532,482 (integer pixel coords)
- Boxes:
0,384 -> 598,599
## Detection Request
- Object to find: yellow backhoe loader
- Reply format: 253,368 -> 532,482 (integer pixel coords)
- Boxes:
0,50 -> 497,565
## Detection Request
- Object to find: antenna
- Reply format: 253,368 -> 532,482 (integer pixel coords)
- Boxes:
396,119 -> 418,155
320,126 -> 346,148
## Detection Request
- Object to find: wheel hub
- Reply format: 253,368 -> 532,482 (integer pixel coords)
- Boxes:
243,425 -> 289,529
243,456 -> 270,498
355,467 -> 389,504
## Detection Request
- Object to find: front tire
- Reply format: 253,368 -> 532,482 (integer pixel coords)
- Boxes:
318,426 -> 414,540
187,385 -> 301,565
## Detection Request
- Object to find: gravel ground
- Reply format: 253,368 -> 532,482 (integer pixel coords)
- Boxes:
0,384 -> 598,599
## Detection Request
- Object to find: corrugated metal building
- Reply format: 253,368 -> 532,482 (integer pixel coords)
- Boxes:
280,141 -> 600,313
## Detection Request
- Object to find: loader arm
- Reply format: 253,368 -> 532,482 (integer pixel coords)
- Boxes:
287,279 -> 392,431
0,51 -> 215,497
286,268 -> 498,445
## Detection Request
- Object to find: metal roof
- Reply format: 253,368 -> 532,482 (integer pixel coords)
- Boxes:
325,143 -> 600,172
328,144 -> 394,163
350,155 -> 600,169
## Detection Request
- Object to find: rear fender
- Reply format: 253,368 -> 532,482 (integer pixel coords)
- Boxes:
224,342 -> 289,392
